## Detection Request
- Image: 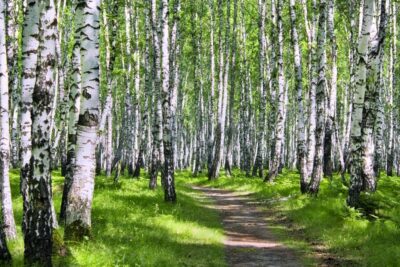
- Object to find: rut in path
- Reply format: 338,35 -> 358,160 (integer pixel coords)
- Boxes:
192,186 -> 301,267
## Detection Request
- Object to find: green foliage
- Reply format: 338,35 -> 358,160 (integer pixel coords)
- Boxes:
7,170 -> 225,266
189,170 -> 400,266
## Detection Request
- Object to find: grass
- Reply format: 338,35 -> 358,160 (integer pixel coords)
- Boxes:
6,170 -> 225,267
188,169 -> 400,267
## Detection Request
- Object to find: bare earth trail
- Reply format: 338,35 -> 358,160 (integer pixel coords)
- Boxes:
191,186 -> 302,267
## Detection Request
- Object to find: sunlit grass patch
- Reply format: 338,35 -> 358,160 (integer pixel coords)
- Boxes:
7,170 -> 225,267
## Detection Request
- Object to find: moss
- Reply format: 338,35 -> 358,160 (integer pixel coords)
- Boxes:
52,229 -> 69,257
64,220 -> 91,242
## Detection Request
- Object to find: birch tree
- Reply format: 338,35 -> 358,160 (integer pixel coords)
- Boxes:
225,0 -> 238,176
289,0 -> 307,192
307,0 -> 327,194
0,0 -> 16,241
323,0 -> 338,178
386,1 -> 395,176
60,7 -> 82,221
20,0 -> 41,234
209,0 -> 229,180
65,0 -> 101,240
149,0 -> 163,189
160,0 -> 177,202
267,0 -> 286,182
24,0 -> 57,264
253,0 -> 266,178
348,0 -> 375,207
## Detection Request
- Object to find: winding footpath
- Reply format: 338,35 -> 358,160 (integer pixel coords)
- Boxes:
192,186 -> 301,267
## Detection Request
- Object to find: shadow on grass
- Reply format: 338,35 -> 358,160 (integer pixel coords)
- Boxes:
7,170 -> 226,267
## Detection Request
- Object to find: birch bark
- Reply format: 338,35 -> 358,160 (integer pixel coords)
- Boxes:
24,0 -> 57,264
0,0 -> 16,241
308,0 -> 327,194
253,0 -> 266,178
267,0 -> 286,182
347,0 -> 374,207
160,0 -> 177,201
20,0 -> 41,234
289,0 -> 307,192
65,0 -> 101,240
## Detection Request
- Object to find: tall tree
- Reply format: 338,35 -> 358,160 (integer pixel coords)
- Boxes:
20,0 -> 41,235
253,0 -> 266,178
267,0 -> 286,182
289,0 -> 307,192
60,3 -> 82,222
323,0 -> 338,178
307,0 -> 327,194
24,0 -> 57,264
149,0 -> 163,189
65,0 -> 101,241
225,0 -> 238,176
208,0 -> 229,180
0,0 -> 16,248
347,0 -> 375,207
386,1 -> 396,176
160,0 -> 177,201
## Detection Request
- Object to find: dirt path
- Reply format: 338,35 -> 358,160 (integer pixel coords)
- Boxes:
192,186 -> 302,267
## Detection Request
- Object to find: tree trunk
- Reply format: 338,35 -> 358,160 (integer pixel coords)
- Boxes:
347,0 -> 375,207
24,0 -> 57,264
308,0 -> 327,195
386,2 -> 395,176
60,12 -> 82,222
20,0 -> 41,235
225,0 -> 238,176
207,0 -> 216,175
323,0 -> 337,178
253,0 -> 266,178
360,0 -> 387,191
267,0 -> 286,182
208,0 -> 229,180
6,0 -> 20,169
0,0 -> 16,241
149,0 -> 162,189
160,0 -> 177,202
65,0 -> 101,241
289,0 -> 307,193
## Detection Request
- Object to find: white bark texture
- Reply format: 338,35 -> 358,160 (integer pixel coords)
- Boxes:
0,0 -> 16,240
308,0 -> 327,194
268,0 -> 286,182
348,0 -> 374,207
65,0 -> 101,240
24,0 -> 57,264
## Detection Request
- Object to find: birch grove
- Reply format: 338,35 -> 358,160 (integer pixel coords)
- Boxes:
0,0 -> 399,264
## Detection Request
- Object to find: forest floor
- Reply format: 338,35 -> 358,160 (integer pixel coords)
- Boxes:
192,186 -> 301,267
5,169 -> 400,266
189,169 -> 400,267
7,170 -> 226,266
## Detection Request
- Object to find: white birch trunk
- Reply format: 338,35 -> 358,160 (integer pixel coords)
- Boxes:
348,0 -> 374,207
289,0 -> 308,192
267,0 -> 286,182
0,0 -> 16,241
20,0 -> 41,234
65,0 -> 101,240
308,0 -> 327,194
25,0 -> 57,264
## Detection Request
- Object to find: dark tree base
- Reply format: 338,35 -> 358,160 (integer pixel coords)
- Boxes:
64,220 -> 91,242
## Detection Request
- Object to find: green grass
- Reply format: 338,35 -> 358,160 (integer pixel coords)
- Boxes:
7,170 -> 225,267
188,169 -> 400,267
